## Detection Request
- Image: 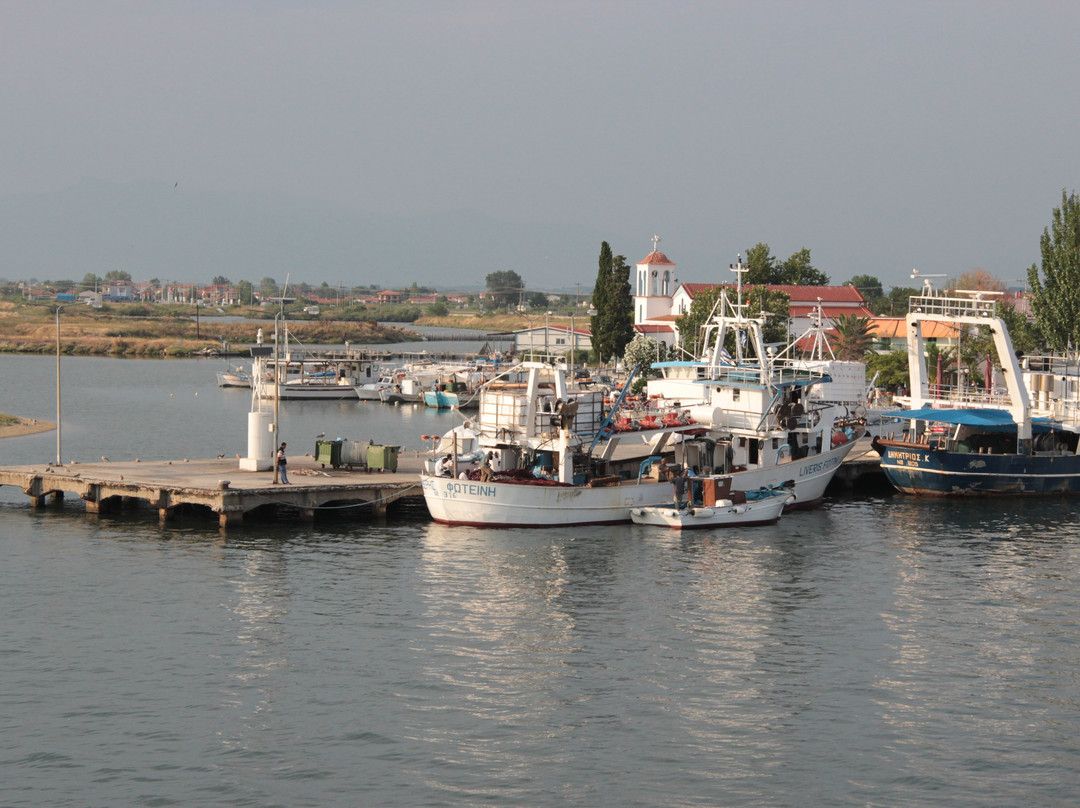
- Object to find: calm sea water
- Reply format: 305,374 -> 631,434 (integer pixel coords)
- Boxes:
2,354 -> 1080,807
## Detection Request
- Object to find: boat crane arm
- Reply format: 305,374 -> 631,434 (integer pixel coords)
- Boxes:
587,365 -> 641,454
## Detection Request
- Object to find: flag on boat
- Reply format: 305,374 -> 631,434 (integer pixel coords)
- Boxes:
719,347 -> 734,365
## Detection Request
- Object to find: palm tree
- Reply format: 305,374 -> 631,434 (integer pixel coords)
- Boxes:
831,314 -> 874,360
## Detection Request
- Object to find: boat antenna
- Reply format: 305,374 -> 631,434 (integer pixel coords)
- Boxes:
731,254 -> 746,315
910,268 -> 946,295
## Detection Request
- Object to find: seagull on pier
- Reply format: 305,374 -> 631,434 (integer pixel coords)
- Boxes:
315,432 -> 325,438
217,453 -> 225,459
102,456 -> 109,462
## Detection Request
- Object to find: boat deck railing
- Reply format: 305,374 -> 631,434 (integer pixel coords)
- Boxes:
918,384 -> 1014,409
908,293 -> 998,319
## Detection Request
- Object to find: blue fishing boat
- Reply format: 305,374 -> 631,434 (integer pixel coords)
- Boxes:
872,280 -> 1080,496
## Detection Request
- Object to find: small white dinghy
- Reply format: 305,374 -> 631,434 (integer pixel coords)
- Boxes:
630,476 -> 794,530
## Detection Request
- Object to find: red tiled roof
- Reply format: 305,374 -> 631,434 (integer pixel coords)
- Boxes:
678,283 -> 866,304
638,251 -> 675,266
634,323 -> 675,334
790,305 -> 876,319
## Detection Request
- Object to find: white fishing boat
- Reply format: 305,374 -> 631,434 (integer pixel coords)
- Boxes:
253,357 -> 379,401
644,257 -> 863,508
630,478 -> 794,529
421,361 -> 701,527
354,368 -> 401,401
216,365 -> 252,388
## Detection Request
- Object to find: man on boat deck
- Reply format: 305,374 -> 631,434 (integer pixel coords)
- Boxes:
672,466 -> 690,509
478,452 -> 493,482
435,454 -> 453,478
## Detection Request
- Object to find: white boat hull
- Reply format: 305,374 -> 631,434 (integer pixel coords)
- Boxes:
216,371 -> 251,388
261,383 -> 359,400
355,384 -> 391,401
711,437 -> 860,510
421,476 -> 675,527
421,436 -> 858,527
630,493 -> 791,529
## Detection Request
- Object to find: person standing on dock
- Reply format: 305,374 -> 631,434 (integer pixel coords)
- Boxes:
276,442 -> 290,484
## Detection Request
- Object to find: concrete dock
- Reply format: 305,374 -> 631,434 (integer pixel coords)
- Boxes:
0,453 -> 430,528
0,440 -> 886,529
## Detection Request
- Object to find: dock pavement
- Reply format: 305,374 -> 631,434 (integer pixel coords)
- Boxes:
0,451 -> 430,528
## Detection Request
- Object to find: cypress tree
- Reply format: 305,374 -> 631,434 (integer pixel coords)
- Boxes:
590,242 -> 615,361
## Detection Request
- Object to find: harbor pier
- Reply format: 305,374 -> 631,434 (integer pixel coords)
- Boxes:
0,454 -> 427,528
0,441 -> 886,528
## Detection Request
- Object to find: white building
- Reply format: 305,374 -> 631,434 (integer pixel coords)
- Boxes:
512,325 -> 592,356
631,236 -> 872,348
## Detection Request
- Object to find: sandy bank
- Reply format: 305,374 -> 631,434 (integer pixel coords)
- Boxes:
0,417 -> 56,439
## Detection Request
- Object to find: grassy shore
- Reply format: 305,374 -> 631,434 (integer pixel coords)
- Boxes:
0,411 -> 55,438
0,300 -> 422,357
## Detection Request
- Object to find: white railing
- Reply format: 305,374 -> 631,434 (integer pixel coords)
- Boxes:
909,293 -> 998,319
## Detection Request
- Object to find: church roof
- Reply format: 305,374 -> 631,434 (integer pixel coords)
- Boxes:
638,251 -> 675,266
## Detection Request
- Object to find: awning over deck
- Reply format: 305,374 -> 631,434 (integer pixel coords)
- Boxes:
898,407 -> 1060,433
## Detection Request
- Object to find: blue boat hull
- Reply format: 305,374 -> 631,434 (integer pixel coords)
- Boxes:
875,440 -> 1080,496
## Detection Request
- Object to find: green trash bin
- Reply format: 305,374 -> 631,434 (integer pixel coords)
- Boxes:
315,439 -> 342,468
367,444 -> 400,472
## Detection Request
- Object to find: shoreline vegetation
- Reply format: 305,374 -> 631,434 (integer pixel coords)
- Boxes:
0,300 -> 575,358
0,413 -> 55,439
0,300 -> 425,357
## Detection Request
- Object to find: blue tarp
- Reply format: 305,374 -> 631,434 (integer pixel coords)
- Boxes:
897,408 -> 1059,433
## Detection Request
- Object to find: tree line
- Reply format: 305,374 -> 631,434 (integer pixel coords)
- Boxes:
585,189 -> 1080,390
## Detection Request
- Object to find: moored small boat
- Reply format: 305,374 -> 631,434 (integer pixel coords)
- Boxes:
630,482 -> 793,529
217,366 -> 252,388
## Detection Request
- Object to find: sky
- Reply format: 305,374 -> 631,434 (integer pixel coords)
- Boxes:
2,1 -> 1078,294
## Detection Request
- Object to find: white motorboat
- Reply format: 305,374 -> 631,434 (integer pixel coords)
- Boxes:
252,356 -> 379,401
631,479 -> 793,529
216,365 -> 252,388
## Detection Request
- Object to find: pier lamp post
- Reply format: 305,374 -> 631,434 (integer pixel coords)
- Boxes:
55,304 -> 69,466
272,310 -> 282,483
